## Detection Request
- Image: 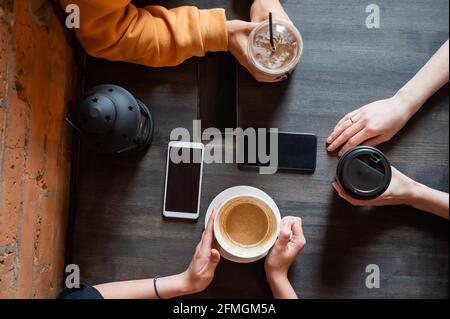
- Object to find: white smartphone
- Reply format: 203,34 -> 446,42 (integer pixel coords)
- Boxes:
163,141 -> 204,220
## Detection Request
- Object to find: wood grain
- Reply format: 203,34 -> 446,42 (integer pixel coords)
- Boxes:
68,0 -> 449,299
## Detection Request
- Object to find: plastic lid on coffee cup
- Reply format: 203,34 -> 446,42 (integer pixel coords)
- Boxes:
336,146 -> 391,200
248,19 -> 303,76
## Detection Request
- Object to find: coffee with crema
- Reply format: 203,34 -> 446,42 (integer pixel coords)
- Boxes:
218,196 -> 277,249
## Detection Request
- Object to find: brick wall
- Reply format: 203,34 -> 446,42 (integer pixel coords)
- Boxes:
0,0 -> 75,298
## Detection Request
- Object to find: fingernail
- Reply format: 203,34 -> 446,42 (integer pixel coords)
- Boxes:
327,145 -> 333,151
326,136 -> 332,143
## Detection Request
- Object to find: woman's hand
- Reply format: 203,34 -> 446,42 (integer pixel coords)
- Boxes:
250,0 -> 291,23
180,210 -> 221,294
326,95 -> 414,156
333,166 -> 449,219
265,216 -> 306,299
227,20 -> 280,82
332,166 -> 416,207
327,40 -> 449,157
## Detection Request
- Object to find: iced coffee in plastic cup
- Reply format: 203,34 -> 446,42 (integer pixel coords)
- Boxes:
248,19 -> 303,77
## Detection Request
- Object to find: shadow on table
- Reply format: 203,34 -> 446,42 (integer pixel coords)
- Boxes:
381,84 -> 449,156
68,146 -> 148,269
191,258 -> 273,299
319,190 -> 448,290
319,84 -> 449,290
237,66 -> 292,128
231,0 -> 252,20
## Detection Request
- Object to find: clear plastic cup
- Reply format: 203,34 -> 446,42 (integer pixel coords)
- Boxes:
248,19 -> 303,77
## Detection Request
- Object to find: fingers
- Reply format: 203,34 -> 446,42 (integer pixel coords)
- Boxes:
332,181 -> 366,206
331,180 -> 344,195
277,218 -> 292,247
389,165 -> 400,176
333,108 -> 361,132
337,128 -> 370,157
201,209 -> 216,250
210,249 -> 221,264
332,181 -> 355,203
250,70 -> 279,83
246,62 -> 280,83
206,209 -> 216,232
327,120 -> 365,152
227,20 -> 285,83
363,135 -> 386,148
211,237 -> 219,249
228,20 -> 259,33
243,21 -> 260,32
250,1 -> 291,23
204,248 -> 221,274
327,118 -> 353,145
290,217 -> 306,248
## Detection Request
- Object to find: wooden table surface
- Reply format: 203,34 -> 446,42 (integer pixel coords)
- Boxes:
68,0 -> 449,298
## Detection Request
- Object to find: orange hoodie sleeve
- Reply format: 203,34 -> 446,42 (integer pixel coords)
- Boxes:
60,1 -> 229,67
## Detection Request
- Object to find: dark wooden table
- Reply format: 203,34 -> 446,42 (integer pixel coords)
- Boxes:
68,0 -> 449,298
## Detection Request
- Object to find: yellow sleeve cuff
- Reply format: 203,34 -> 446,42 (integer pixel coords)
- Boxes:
198,8 -> 228,53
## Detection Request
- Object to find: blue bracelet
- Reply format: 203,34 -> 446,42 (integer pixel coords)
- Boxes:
153,275 -> 162,299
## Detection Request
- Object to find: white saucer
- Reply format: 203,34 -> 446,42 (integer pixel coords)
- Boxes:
204,186 -> 281,263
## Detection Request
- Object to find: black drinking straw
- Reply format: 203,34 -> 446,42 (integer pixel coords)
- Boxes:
269,12 -> 275,51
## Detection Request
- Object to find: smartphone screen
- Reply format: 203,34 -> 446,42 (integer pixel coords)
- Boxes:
278,132 -> 316,171
241,132 -> 317,172
165,146 -> 203,214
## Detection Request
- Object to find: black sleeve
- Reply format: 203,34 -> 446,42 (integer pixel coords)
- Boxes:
57,284 -> 104,299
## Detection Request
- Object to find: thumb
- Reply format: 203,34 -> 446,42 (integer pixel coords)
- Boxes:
230,20 -> 258,32
246,21 -> 259,28
204,249 -> 221,273
244,21 -> 259,32
210,249 -> 221,264
277,221 -> 291,247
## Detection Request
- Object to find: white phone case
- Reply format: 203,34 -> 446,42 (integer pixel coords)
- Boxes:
162,141 -> 204,220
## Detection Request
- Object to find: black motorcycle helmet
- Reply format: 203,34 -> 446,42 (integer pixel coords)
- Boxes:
70,84 -> 154,154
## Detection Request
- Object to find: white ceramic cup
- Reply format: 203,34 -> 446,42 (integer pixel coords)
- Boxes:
213,194 -> 280,261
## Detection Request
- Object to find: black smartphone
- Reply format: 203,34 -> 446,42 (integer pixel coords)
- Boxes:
163,142 -> 204,220
240,131 -> 317,172
198,52 -> 237,132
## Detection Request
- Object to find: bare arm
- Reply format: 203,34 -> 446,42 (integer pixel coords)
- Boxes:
333,167 -> 449,220
93,211 -> 221,299
408,182 -> 449,220
397,39 -> 450,116
93,274 -> 192,299
265,217 -> 306,299
267,274 -> 298,299
327,40 -> 449,155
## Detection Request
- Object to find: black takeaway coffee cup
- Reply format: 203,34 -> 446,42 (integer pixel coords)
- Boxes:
336,146 -> 392,200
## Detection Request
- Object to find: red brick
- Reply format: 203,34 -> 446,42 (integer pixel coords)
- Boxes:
0,251 -> 16,298
0,106 -> 4,141
15,177 -> 40,298
11,0 -> 33,108
36,19 -> 67,266
0,90 -> 27,246
1,0 -> 74,298
34,266 -> 52,298
24,33 -> 49,176
0,21 -> 8,105
16,22 -> 51,299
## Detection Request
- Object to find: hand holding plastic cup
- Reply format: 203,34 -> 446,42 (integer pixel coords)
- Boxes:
247,16 -> 303,79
